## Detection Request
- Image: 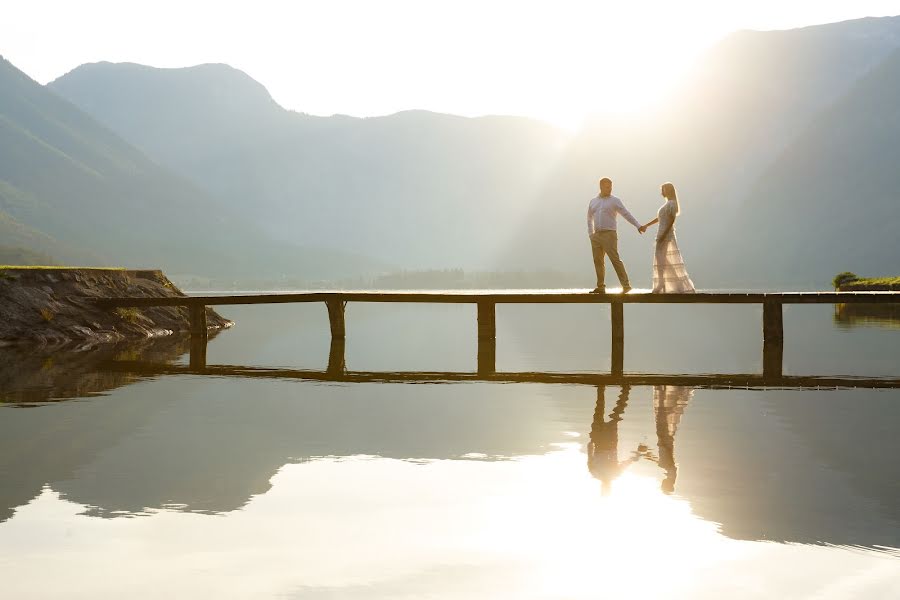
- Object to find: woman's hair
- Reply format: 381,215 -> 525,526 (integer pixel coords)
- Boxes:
661,182 -> 680,215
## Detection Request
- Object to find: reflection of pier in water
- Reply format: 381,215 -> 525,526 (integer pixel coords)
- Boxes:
101,354 -> 900,390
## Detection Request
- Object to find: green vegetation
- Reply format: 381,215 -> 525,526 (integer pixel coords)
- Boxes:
853,276 -> 900,286
833,272 -> 859,289
114,307 -> 143,324
833,272 -> 900,290
0,265 -> 125,270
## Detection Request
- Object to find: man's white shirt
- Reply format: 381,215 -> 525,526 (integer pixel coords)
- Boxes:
587,195 -> 642,235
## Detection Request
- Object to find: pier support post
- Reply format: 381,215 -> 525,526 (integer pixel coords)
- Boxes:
326,299 -> 346,340
327,338 -> 346,376
477,301 -> 497,375
611,301 -> 624,375
477,301 -> 496,340
477,339 -> 496,375
189,304 -> 208,369
763,299 -> 783,379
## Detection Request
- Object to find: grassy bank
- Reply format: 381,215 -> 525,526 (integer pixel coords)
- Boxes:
0,265 -> 125,270
833,272 -> 900,290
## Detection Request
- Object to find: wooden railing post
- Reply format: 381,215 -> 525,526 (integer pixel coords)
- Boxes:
326,299 -> 346,339
763,299 -> 784,379
189,303 -> 208,369
611,301 -> 624,375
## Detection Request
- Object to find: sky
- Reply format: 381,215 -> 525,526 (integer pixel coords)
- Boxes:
3,0 -> 899,129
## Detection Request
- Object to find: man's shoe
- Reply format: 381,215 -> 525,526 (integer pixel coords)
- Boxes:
589,287 -> 605,294
621,285 -> 632,294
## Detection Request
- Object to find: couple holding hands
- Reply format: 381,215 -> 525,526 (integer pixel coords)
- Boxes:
587,177 -> 695,294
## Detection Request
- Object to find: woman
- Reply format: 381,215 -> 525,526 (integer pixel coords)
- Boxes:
640,182 -> 696,293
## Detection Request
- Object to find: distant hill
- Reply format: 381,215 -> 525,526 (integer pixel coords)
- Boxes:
728,47 -> 900,286
0,243 -> 55,266
48,62 -> 285,166
667,15 -> 900,189
50,62 -> 570,268
0,204 -> 84,265
0,56 -> 378,280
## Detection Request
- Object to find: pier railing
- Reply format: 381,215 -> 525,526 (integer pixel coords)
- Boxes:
95,290 -> 900,378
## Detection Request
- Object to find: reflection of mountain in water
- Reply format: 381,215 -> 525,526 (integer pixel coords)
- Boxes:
0,363 -> 585,521
1,350 -> 898,551
0,336 -> 202,521
666,389 -> 900,549
582,384 -> 900,549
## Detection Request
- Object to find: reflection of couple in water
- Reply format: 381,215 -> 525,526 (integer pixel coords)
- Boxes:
587,385 -> 693,494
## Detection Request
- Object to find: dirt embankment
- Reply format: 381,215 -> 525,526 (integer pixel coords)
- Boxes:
0,268 -> 231,347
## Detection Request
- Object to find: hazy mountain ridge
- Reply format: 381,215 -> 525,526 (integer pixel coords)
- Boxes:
0,204 -> 74,265
664,15 -> 900,192
50,63 -> 570,267
49,61 -> 286,161
728,46 -> 900,285
0,56 -> 380,280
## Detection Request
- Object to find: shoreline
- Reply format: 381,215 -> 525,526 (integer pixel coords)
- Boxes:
0,267 -> 232,347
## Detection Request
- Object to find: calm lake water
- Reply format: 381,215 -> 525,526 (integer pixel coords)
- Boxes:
1,297 -> 898,598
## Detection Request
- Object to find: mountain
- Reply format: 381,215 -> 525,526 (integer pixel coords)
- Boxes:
47,16 -> 900,287
665,15 -> 900,190
49,62 -> 570,268
47,62 -> 285,172
728,47 -> 900,286
0,56 -> 377,280
0,204 -> 83,265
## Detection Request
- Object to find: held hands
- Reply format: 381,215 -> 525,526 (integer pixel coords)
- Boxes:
638,224 -> 648,234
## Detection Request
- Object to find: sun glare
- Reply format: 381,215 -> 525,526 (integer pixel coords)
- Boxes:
3,0 -> 899,132
476,448 -> 732,597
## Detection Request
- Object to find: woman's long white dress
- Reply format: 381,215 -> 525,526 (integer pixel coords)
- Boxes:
652,200 -> 695,293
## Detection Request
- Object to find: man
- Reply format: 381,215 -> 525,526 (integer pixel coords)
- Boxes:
587,177 -> 642,294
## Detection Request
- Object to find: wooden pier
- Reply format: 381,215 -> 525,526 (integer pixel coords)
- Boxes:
95,290 -> 900,378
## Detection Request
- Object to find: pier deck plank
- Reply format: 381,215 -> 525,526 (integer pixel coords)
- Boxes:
94,290 -> 900,308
